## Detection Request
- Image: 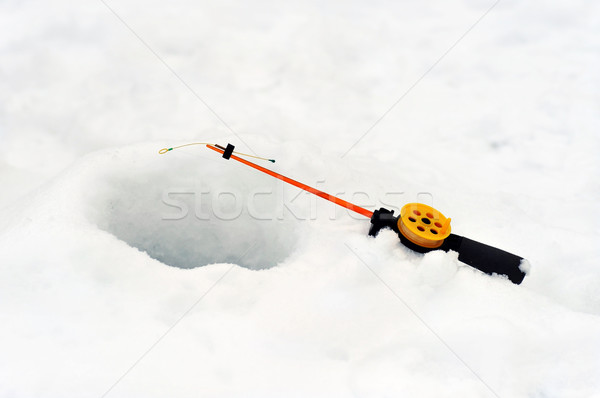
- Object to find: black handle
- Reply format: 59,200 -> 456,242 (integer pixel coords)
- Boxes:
441,234 -> 527,284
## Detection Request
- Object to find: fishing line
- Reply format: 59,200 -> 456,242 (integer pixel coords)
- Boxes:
159,142 -> 275,163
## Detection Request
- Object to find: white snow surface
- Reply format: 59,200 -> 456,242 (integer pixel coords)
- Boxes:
1,0 -> 600,397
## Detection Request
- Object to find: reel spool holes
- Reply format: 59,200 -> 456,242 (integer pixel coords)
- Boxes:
398,203 -> 451,249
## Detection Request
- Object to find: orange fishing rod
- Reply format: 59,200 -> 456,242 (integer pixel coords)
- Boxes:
159,141 -> 528,284
206,144 -> 374,219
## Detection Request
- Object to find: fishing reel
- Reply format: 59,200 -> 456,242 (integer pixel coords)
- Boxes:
160,142 -> 529,285
369,204 -> 527,284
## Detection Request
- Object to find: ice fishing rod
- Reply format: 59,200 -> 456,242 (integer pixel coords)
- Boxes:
160,143 -> 528,284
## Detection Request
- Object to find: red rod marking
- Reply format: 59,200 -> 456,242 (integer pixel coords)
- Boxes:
207,144 -> 374,219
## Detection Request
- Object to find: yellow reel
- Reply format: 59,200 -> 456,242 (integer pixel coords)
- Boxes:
398,203 -> 452,249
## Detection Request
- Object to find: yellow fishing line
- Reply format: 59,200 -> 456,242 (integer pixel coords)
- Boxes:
158,142 -> 211,154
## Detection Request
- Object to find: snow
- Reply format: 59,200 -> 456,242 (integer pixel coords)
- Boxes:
1,0 -> 600,396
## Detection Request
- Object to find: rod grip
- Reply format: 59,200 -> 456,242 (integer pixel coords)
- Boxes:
442,234 -> 527,284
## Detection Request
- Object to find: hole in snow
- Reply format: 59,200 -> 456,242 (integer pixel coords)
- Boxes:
89,156 -> 299,270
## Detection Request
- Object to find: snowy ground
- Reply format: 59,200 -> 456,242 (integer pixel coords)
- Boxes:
1,0 -> 600,397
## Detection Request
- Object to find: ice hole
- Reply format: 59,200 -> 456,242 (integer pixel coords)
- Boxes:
89,158 -> 299,270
